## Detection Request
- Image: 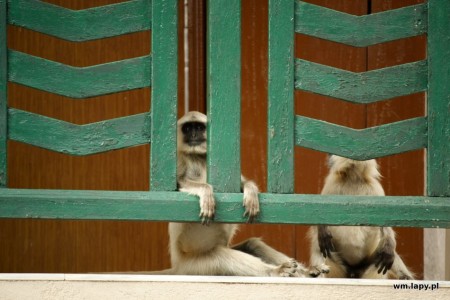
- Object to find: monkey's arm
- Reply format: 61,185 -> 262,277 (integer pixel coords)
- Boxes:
178,179 -> 215,225
241,176 -> 260,222
374,227 -> 396,274
318,225 -> 335,258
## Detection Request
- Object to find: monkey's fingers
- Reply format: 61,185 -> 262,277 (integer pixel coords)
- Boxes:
375,256 -> 393,274
243,207 -> 259,223
319,240 -> 334,258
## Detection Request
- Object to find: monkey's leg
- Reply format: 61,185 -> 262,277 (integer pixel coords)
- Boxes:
232,237 -> 309,277
174,246 -> 298,277
308,226 -> 332,277
373,227 -> 396,275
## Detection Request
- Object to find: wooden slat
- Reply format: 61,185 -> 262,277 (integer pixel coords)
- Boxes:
206,0 -> 241,193
295,59 -> 428,103
8,0 -> 151,42
0,188 -> 449,228
267,0 -> 294,193
427,0 -> 450,197
150,0 -> 178,191
295,116 -> 427,160
8,109 -> 151,156
295,1 -> 427,47
0,0 -> 6,187
8,51 -> 151,98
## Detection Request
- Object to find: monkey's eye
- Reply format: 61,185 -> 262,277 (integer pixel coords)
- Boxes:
182,122 -> 205,134
181,124 -> 191,134
195,123 -> 206,132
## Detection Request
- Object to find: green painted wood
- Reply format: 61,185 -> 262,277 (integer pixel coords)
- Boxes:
295,1 -> 427,47
267,0 -> 294,193
0,0 -> 6,187
206,0 -> 241,193
0,188 -> 449,228
295,59 -> 428,103
427,0 -> 450,197
295,116 -> 427,160
9,50 -> 151,98
8,0 -> 151,41
150,0 -> 178,191
8,109 -> 151,155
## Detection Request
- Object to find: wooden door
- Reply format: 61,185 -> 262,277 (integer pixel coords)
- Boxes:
0,0 -> 424,278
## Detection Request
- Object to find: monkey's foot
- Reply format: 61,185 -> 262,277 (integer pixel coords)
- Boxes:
309,264 -> 330,277
272,260 -> 300,277
290,259 -> 311,278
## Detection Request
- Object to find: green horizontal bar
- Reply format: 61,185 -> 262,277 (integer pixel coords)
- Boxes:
0,188 -> 449,228
8,50 -> 151,98
295,59 -> 427,103
8,0 -> 151,41
9,109 -> 151,155
295,116 -> 427,160
295,1 -> 427,47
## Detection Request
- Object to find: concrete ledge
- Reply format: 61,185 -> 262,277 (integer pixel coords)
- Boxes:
1,274 -> 449,300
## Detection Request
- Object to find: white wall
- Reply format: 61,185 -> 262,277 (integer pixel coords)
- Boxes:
1,274 -> 449,300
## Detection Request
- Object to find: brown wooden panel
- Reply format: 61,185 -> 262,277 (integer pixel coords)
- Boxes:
1,0 -> 174,273
1,0 -> 427,277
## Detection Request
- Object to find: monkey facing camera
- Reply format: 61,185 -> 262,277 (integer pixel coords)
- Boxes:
161,111 -> 311,276
308,155 -> 415,280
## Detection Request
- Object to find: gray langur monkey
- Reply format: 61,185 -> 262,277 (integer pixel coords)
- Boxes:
308,155 -> 414,279
164,111 -> 309,276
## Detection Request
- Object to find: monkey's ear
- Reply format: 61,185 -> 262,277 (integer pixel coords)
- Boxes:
326,154 -> 335,168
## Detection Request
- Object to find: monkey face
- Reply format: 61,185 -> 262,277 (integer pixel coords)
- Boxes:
177,111 -> 207,154
182,121 -> 206,146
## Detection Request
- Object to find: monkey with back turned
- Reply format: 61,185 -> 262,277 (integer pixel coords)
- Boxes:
308,155 -> 415,279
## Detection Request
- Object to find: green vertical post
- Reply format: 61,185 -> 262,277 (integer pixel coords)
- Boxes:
206,0 -> 241,192
427,0 -> 450,196
0,0 -> 7,187
267,0 -> 294,193
150,0 -> 178,191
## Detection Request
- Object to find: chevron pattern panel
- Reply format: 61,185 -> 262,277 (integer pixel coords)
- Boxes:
0,0 -> 449,226
0,0 -> 178,190
267,0 -> 449,197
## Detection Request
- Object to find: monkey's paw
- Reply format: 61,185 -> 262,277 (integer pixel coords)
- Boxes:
308,264 -> 330,277
374,243 -> 395,275
242,189 -> 260,223
273,260 -> 300,277
289,259 -> 311,278
199,187 -> 215,225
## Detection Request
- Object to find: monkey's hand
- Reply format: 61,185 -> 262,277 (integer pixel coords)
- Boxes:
199,184 -> 215,225
242,178 -> 260,223
180,182 -> 215,225
374,237 -> 395,275
318,225 -> 335,258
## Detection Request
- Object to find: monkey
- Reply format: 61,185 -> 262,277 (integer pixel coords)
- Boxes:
163,111 -> 309,276
308,155 -> 415,280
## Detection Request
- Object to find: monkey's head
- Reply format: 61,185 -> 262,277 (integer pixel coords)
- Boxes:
177,111 -> 207,154
328,155 -> 381,182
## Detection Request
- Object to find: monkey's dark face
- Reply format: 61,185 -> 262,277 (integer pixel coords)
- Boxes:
182,121 -> 206,146
177,111 -> 208,155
